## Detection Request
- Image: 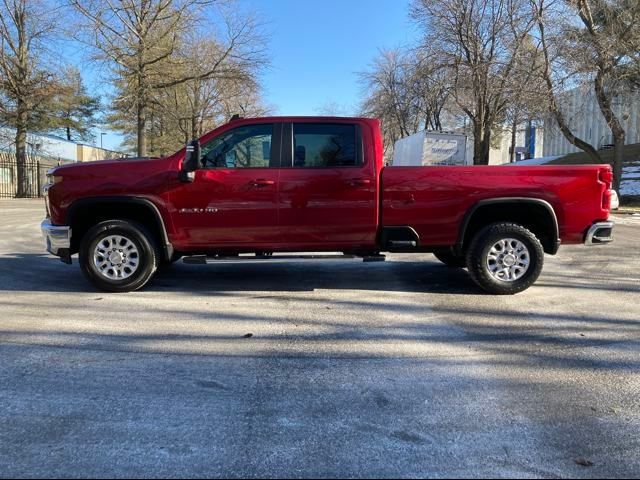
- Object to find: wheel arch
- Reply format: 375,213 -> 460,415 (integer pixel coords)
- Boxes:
456,198 -> 560,255
66,196 -> 174,260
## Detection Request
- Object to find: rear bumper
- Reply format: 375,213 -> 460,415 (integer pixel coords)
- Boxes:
584,221 -> 614,246
41,219 -> 72,263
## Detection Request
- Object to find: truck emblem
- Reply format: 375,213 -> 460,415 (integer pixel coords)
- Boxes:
179,207 -> 218,214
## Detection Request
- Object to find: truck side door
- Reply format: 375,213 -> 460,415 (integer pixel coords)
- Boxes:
277,122 -> 378,249
168,122 -> 281,248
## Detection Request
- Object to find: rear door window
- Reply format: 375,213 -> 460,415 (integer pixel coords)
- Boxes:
291,123 -> 360,168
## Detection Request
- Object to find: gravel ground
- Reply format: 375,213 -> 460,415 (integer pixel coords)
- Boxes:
1,199 -> 639,479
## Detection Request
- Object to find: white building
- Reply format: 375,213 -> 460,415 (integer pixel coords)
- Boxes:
542,87 -> 640,157
489,123 -> 545,164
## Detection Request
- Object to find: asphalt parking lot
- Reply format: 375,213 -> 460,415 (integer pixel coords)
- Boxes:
1,199 -> 639,478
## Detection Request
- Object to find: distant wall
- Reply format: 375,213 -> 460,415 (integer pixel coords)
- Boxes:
543,88 -> 640,156
77,144 -> 127,162
0,127 -> 127,163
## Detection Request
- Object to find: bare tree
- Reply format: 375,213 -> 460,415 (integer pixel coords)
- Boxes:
0,0 -> 59,196
411,0 -> 539,164
533,0 -> 640,190
533,0 -> 603,164
360,49 -> 416,145
410,54 -> 451,132
360,48 -> 450,158
503,34 -> 549,161
569,0 -> 638,190
147,34 -> 269,155
315,101 -> 353,117
71,0 -> 267,157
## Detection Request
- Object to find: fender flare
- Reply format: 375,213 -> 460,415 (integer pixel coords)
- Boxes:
66,196 -> 174,260
456,197 -> 560,254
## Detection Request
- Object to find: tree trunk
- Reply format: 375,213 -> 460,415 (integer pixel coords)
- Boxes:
136,46 -> 147,157
191,115 -> 198,140
473,121 -> 491,165
137,100 -> 147,157
594,70 -> 626,192
15,99 -> 29,198
612,136 -> 624,193
510,117 -> 518,163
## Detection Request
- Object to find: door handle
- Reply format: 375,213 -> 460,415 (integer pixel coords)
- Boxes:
347,178 -> 371,187
249,179 -> 275,188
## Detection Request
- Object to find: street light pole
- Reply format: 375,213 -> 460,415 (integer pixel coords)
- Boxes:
100,132 -> 106,150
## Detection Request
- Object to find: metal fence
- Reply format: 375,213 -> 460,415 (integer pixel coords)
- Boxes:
0,153 -> 64,198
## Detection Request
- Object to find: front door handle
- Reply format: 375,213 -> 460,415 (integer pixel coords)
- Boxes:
249,179 -> 275,188
347,178 -> 371,187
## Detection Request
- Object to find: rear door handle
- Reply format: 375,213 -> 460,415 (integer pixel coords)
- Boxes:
249,179 -> 275,188
347,178 -> 371,187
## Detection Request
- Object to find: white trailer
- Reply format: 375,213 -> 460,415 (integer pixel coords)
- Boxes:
392,131 -> 469,166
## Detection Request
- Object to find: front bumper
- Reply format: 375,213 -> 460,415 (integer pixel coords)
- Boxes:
41,219 -> 72,263
584,221 -> 614,246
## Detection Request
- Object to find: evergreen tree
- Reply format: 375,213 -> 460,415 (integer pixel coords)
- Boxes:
48,66 -> 101,142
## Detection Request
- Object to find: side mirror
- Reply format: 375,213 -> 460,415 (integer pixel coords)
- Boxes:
180,140 -> 201,182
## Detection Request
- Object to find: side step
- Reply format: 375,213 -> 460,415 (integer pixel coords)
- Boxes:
183,253 -> 386,265
388,240 -> 417,248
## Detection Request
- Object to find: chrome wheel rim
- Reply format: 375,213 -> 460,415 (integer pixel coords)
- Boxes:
486,238 -> 530,282
93,235 -> 140,280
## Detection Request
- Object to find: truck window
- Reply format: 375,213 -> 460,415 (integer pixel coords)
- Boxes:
292,123 -> 359,168
201,124 -> 274,169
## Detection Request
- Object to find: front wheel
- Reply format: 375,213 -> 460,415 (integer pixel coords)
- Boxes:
79,220 -> 159,292
465,223 -> 544,295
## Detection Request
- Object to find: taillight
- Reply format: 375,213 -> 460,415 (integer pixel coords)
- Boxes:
602,189 -> 612,210
599,168 -> 613,210
599,169 -> 613,186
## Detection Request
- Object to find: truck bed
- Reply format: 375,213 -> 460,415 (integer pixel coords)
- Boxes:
381,165 -> 612,246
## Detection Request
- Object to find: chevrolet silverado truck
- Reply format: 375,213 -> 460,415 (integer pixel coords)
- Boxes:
41,116 -> 615,294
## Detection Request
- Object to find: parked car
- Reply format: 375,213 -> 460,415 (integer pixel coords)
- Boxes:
42,116 -> 615,294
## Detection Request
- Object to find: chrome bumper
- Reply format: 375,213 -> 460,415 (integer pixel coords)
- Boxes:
585,221 -> 614,246
41,219 -> 72,257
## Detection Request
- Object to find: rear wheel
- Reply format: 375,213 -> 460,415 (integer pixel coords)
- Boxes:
433,249 -> 466,268
79,220 -> 159,292
465,222 -> 544,295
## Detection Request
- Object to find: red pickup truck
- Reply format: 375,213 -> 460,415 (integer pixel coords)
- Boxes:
41,116 -> 614,294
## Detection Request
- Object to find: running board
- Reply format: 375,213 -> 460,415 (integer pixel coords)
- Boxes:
387,240 -> 417,248
183,253 -> 385,265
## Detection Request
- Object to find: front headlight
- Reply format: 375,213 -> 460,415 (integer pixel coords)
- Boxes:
46,169 -> 63,185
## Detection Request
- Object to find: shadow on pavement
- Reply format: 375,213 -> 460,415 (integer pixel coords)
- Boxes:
0,252 -> 483,295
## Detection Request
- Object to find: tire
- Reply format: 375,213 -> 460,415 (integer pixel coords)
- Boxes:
465,222 -> 544,295
433,249 -> 466,268
79,220 -> 159,292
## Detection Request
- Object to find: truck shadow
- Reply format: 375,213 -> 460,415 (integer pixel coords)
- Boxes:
0,253 -> 482,295
1,252 -> 638,296
152,259 -> 482,295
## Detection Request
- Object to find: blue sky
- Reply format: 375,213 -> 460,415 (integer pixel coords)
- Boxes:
243,0 -> 417,115
87,0 -> 418,151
